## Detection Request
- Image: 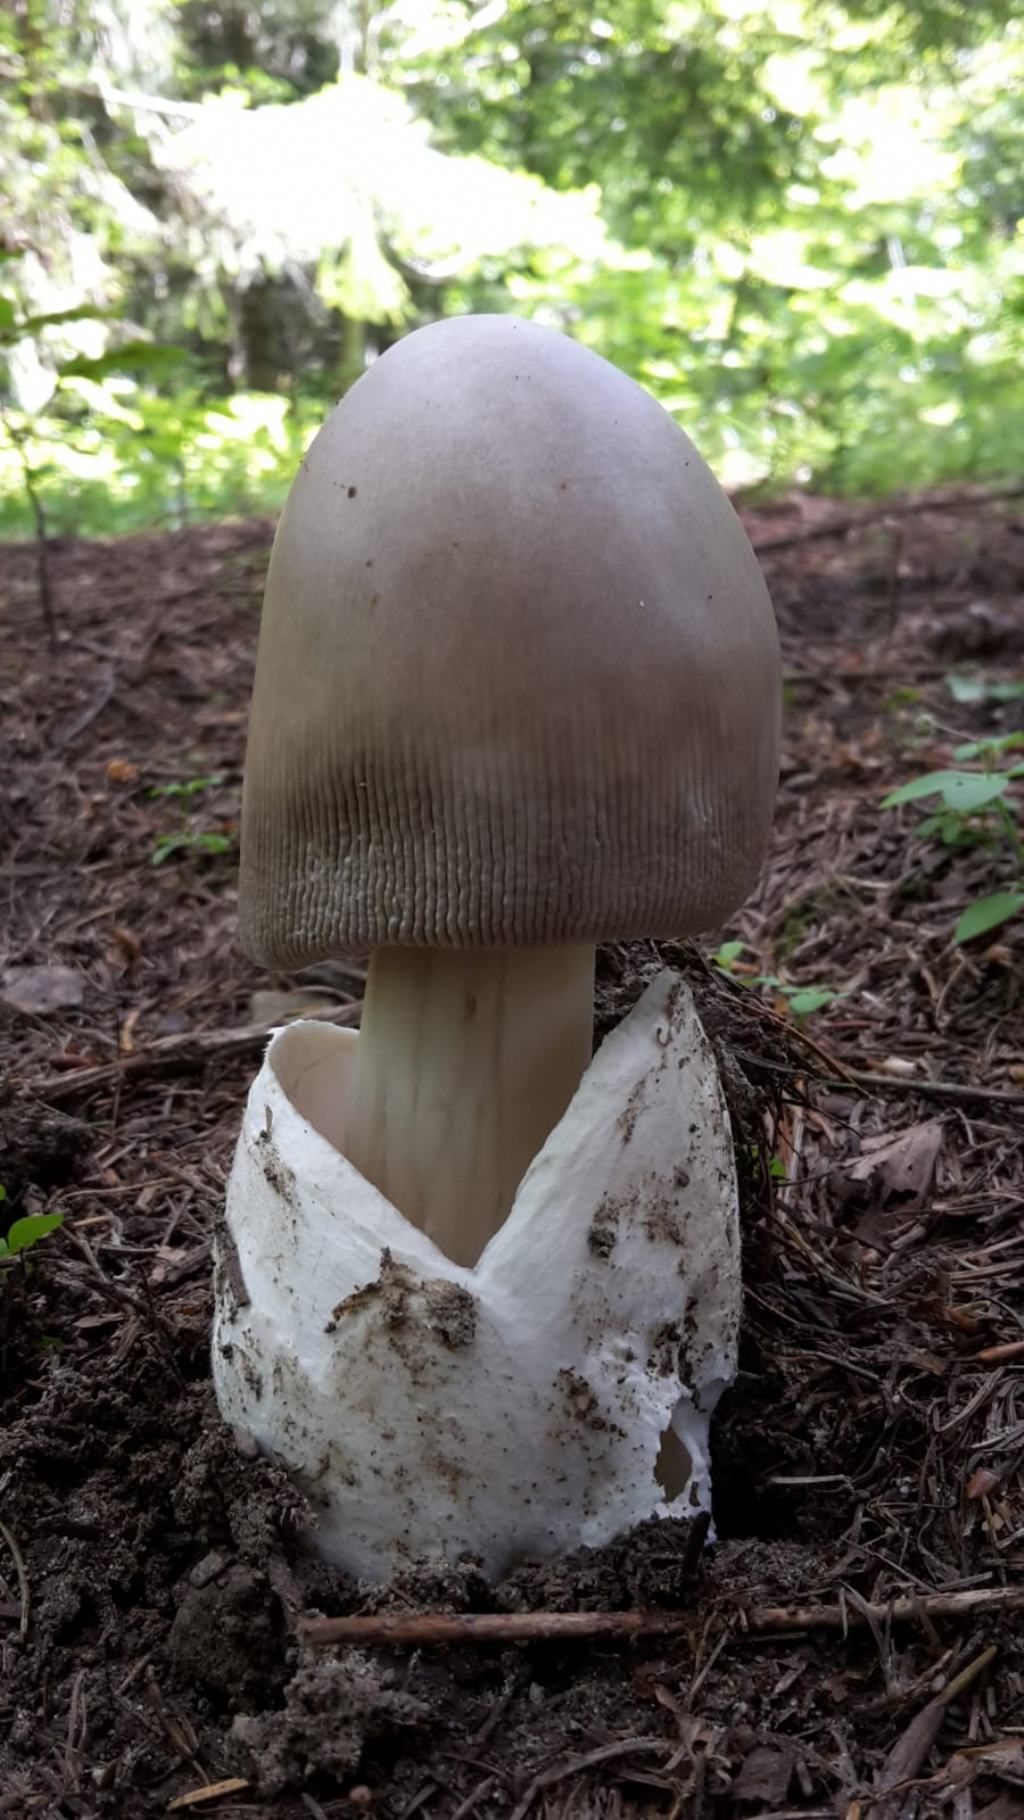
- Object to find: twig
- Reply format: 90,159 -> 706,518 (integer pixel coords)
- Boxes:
301,1609 -> 696,1646
735,1051 -> 1024,1109
750,485 -> 1024,555
842,1069 -> 1024,1108
974,1338 -> 1024,1363
26,1001 -> 361,1103
739,1584 -> 1024,1635
302,1584 -> 1024,1650
0,1516 -> 30,1639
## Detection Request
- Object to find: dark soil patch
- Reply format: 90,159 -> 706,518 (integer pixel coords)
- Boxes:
2,493 -> 1023,1817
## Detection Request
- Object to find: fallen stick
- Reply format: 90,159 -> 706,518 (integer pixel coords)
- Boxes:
301,1583 -> 1024,1648
739,1584 -> 1024,1635
750,484 -> 1024,555
734,1050 -> 1024,1110
25,1002 -> 360,1104
301,1610 -> 694,1646
974,1337 -> 1024,1363
842,1068 -> 1024,1109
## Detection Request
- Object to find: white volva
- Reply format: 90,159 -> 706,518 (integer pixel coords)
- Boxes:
213,971 -> 740,1581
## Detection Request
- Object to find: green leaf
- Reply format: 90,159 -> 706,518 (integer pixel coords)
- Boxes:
0,297 -> 16,335
954,892 -> 1024,944
785,986 -> 836,1016
714,939 -> 746,970
884,769 -> 1008,814
3,1211 -> 64,1256
18,304 -> 111,336
953,733 -> 1024,760
57,341 -> 186,380
149,774 -> 222,800
882,771 -> 961,807
940,773 -> 1008,811
947,674 -> 990,705
150,833 -> 188,865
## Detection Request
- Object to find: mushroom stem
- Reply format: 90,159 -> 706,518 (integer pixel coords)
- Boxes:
344,944 -> 596,1268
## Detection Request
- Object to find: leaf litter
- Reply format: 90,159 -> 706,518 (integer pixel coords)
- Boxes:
1,492 -> 1023,1817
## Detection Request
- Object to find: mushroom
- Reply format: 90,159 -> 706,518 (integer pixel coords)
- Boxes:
214,314 -> 781,1577
237,314 -> 780,1270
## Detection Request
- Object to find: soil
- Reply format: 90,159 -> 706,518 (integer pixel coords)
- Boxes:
2,491 -> 1024,1819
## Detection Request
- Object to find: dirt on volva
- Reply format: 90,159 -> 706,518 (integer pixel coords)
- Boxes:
2,491 -> 1024,1818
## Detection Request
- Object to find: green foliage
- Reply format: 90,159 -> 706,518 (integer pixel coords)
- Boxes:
0,1188 -> 65,1267
881,728 -> 1024,941
150,829 -> 234,865
948,674 -> 1024,708
406,0 -> 1024,494
954,891 -> 1024,944
2,0 -> 1024,529
713,941 -> 747,971
712,942 -> 843,1019
761,977 -> 843,1019
0,382 -> 322,539
148,774 -> 236,866
149,774 -> 224,800
881,770 -> 1018,815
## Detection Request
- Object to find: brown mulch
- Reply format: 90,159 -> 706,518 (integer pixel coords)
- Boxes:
1,489 -> 1023,1819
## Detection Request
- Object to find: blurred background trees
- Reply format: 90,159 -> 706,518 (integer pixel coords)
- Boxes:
1,0 -> 1022,534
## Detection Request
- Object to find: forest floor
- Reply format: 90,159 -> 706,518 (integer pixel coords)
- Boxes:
2,491 -> 1024,1820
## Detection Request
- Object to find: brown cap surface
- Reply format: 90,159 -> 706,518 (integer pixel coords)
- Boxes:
239,314 -> 780,965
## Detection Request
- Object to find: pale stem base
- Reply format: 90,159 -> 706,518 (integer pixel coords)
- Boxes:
343,944 -> 596,1267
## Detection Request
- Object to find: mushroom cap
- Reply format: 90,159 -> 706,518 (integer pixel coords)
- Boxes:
239,314 -> 780,965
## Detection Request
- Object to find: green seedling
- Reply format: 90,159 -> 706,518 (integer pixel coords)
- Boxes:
148,774 -> 236,866
713,940 -> 747,971
149,773 -> 224,800
712,942 -> 843,1019
0,1187 -> 64,1267
151,829 -> 234,866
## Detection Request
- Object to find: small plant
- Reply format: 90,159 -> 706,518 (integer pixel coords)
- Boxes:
712,941 -> 843,1019
148,775 -> 236,866
149,773 -> 224,801
151,829 -> 234,865
881,734 -> 1024,943
0,1187 -> 64,1269
947,674 -> 1024,708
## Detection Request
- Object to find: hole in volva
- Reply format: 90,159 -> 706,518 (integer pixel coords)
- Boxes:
654,1416 -> 691,1503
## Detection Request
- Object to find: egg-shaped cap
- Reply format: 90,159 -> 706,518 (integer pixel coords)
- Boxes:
239,314 -> 780,966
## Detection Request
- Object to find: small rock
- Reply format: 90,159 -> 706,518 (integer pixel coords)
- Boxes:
189,1550 -> 229,1589
2,965 -> 86,1015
